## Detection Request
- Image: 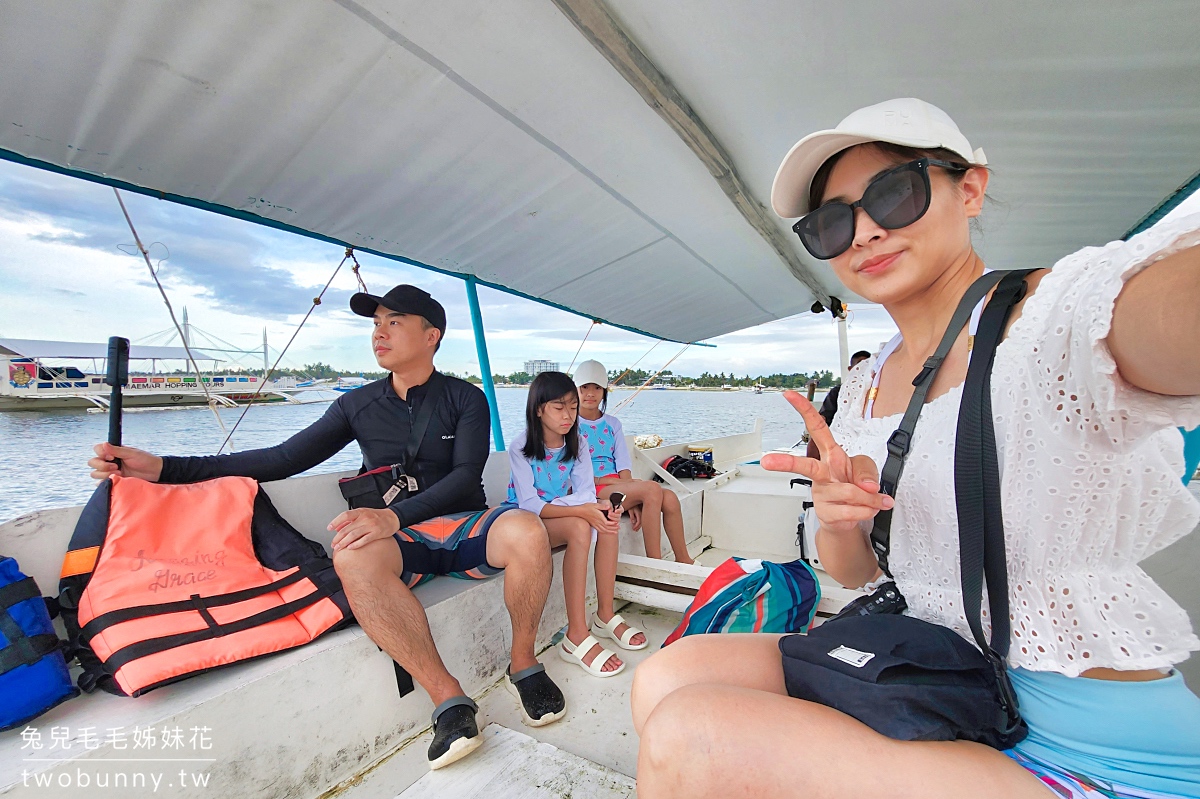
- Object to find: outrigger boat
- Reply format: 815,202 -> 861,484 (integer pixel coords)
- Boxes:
0,339 -> 303,411
331,377 -> 371,393
1,2 -> 1198,797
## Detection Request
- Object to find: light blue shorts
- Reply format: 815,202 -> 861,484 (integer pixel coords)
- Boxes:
1006,668 -> 1200,797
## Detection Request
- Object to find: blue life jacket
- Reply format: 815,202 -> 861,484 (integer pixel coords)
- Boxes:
0,556 -> 78,730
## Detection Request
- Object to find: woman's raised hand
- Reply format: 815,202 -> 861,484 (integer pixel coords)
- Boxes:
760,391 -> 893,537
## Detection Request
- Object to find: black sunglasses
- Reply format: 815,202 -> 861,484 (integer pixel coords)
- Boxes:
792,158 -> 968,260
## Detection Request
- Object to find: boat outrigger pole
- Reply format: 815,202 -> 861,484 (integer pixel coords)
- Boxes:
104,336 -> 129,454
465,276 -> 505,452
833,299 -> 850,385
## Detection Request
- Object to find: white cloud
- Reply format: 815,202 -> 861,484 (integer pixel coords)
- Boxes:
0,158 -> 897,378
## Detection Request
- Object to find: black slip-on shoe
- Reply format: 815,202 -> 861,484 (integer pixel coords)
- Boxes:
504,663 -> 566,727
427,696 -> 482,770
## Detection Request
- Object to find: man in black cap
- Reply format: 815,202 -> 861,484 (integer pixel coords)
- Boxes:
89,285 -> 566,770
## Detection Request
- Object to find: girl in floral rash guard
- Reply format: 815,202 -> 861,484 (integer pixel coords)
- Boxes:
507,371 -> 649,678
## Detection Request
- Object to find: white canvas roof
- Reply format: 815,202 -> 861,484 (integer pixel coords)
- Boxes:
0,339 -> 222,363
1,1 -> 1197,342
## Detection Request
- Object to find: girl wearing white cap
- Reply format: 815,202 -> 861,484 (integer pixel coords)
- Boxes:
573,360 -> 694,565
506,371 -> 648,679
630,98 -> 1200,798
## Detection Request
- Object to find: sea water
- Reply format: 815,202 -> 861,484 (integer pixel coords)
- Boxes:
0,387 -> 822,523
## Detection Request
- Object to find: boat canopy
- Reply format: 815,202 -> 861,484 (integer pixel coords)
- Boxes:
0,338 -> 222,363
1,2 -> 1197,343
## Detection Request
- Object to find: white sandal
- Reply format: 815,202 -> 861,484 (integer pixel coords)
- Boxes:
558,634 -> 625,678
590,613 -> 649,651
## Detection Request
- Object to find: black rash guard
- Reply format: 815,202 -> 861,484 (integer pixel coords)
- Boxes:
158,372 -> 491,527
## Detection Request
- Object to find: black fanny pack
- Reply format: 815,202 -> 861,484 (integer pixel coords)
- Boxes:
780,270 -> 1035,750
338,464 -> 419,510
338,373 -> 445,510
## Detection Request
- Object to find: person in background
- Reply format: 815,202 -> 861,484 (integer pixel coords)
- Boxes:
574,360 -> 694,565
89,285 -> 565,771
806,350 -> 872,460
506,370 -> 649,678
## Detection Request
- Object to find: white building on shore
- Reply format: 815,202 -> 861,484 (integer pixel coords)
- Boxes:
523,359 -> 559,377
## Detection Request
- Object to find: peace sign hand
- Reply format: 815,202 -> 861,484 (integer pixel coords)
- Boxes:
761,391 -> 894,538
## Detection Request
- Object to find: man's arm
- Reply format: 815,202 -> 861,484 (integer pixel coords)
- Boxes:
386,386 -> 490,527
157,401 -> 355,484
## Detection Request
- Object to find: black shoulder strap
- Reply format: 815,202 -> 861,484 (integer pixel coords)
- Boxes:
405,371 -> 446,473
870,270 -> 1008,575
954,268 -> 1035,731
955,270 -> 1034,655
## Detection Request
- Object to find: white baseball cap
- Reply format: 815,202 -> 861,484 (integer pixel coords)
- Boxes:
573,359 -> 609,389
771,98 -> 987,218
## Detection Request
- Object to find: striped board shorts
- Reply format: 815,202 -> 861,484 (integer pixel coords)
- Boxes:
392,506 -> 516,588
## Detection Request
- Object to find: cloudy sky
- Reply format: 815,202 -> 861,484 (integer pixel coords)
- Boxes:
0,157 -> 903,378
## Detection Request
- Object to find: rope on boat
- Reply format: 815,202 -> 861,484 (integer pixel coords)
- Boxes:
112,188 -> 232,440
607,339 -> 663,388
215,248 -> 365,455
613,343 -> 690,413
566,320 -> 599,373
349,250 -> 368,294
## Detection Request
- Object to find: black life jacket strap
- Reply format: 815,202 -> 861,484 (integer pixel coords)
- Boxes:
0,576 -> 40,610
77,664 -> 120,695
101,577 -> 337,675
0,576 -> 60,673
383,648 -> 415,698
79,561 -> 321,641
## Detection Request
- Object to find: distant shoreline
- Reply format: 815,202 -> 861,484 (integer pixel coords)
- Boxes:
493,384 -> 830,393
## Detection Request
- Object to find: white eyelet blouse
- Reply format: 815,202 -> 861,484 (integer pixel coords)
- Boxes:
831,212 -> 1200,676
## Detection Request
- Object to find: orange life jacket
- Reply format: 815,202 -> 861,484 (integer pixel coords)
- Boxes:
58,475 -> 350,697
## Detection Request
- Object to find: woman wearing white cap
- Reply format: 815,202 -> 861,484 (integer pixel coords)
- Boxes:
630,98 -> 1200,798
573,359 -> 694,565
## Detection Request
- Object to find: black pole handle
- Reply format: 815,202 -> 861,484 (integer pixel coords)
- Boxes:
105,337 -> 130,457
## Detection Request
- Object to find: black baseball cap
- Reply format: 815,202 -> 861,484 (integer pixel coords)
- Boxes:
350,285 -> 446,334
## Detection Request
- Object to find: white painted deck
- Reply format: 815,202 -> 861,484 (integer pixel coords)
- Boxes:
393,725 -> 635,799
332,604 -> 681,797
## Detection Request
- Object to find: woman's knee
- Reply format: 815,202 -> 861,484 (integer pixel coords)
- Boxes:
634,635 -> 785,727
638,684 -> 716,783
632,640 -> 702,729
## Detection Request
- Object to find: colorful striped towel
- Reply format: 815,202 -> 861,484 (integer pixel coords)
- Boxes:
662,557 -> 821,646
